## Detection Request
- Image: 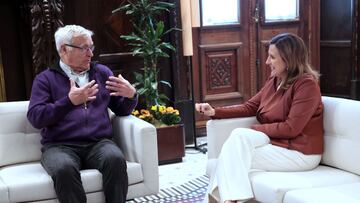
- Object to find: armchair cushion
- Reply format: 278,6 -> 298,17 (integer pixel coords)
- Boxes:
0,133 -> 41,167
206,116 -> 258,160
0,162 -> 144,202
250,166 -> 360,203
0,177 -> 8,203
283,182 -> 360,203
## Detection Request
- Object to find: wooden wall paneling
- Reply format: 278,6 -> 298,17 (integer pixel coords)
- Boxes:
0,50 -> 6,101
199,43 -> 243,105
309,0 -> 321,70
258,40 -> 270,87
19,1 -> 34,99
354,0 -> 360,89
0,0 -> 30,101
320,0 -> 353,98
62,0 -> 128,60
351,0 -> 360,99
321,41 -> 352,97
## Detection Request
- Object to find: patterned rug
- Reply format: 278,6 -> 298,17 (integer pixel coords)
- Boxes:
127,175 -> 209,203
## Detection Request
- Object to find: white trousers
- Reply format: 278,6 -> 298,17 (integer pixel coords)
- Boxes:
207,128 -> 321,203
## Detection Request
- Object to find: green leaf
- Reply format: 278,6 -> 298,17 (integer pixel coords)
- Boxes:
158,93 -> 170,102
137,88 -> 147,95
160,80 -> 172,88
159,42 -> 176,51
163,27 -> 181,36
155,21 -> 165,38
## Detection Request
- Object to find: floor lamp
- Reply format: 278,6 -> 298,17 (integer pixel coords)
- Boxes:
181,0 -> 207,153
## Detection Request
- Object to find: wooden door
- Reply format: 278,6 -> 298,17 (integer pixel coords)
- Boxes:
256,0 -> 320,89
320,0 -> 356,99
193,0 -> 251,135
193,0 -> 320,134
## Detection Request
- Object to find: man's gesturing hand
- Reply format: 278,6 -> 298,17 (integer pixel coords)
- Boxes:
68,79 -> 99,105
106,74 -> 136,98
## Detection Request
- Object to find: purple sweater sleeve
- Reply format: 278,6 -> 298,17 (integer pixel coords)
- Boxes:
27,73 -> 74,129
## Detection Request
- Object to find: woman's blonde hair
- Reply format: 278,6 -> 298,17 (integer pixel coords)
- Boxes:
270,33 -> 319,89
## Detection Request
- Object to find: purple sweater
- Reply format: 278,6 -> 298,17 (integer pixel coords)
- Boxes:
27,61 -> 138,145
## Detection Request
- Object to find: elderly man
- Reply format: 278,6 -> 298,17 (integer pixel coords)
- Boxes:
27,25 -> 137,203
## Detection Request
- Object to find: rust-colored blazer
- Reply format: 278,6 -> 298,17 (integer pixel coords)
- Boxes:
213,74 -> 323,155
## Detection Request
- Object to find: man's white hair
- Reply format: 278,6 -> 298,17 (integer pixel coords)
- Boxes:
54,25 -> 94,53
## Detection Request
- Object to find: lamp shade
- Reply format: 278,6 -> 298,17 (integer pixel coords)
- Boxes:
191,0 -> 200,27
180,0 -> 193,56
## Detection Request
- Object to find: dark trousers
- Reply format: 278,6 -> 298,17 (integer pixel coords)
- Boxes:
41,139 -> 128,203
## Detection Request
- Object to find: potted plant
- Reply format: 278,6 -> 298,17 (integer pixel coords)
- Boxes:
132,105 -> 184,164
113,0 -> 184,164
112,0 -> 178,109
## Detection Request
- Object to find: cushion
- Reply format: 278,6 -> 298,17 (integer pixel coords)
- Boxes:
0,101 -> 39,134
0,178 -> 9,203
321,97 -> 360,175
0,162 -> 143,202
20,192 -> 104,203
283,182 -> 360,203
0,133 -> 42,167
250,165 -> 360,203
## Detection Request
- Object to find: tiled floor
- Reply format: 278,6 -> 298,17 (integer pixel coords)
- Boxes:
158,147 -> 208,189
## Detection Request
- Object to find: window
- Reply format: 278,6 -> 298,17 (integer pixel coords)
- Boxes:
201,0 -> 240,26
264,0 -> 299,23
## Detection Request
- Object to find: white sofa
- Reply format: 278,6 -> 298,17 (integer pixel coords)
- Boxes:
206,96 -> 360,203
0,101 -> 159,203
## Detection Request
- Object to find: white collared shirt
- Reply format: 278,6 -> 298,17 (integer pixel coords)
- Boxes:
59,60 -> 89,87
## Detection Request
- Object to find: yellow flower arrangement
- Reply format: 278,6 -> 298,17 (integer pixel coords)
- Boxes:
132,105 -> 181,128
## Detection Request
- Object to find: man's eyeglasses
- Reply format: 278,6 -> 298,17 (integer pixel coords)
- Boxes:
65,44 -> 95,52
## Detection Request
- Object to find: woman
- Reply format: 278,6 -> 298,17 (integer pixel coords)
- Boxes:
195,33 -> 323,203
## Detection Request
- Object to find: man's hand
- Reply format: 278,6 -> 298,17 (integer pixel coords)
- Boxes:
68,79 -> 99,105
195,103 -> 215,117
106,74 -> 136,98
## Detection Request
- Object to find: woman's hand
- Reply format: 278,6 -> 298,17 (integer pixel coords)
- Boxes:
195,103 -> 215,117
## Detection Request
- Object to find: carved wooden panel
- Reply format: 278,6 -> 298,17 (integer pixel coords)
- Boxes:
30,0 -> 64,74
208,55 -> 232,89
200,43 -> 243,103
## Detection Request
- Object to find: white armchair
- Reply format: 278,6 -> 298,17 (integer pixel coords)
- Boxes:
206,116 -> 258,176
205,96 -> 360,203
112,114 -> 159,199
0,101 -> 158,203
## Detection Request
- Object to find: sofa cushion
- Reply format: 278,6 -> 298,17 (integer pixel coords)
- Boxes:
26,192 -> 105,203
0,133 -> 42,167
0,177 -> 9,203
321,96 -> 360,175
0,162 -> 143,202
283,182 -> 360,203
249,165 -> 360,203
